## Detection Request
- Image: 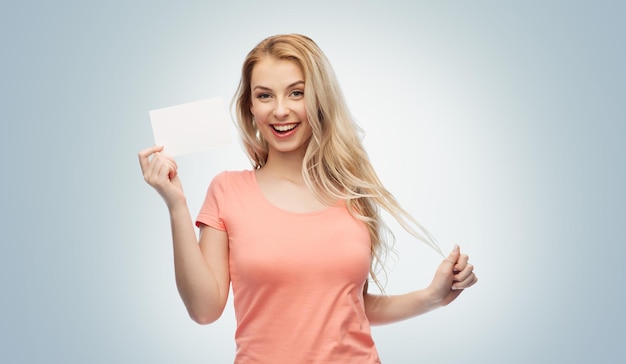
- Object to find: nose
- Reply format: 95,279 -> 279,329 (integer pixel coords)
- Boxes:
273,98 -> 290,119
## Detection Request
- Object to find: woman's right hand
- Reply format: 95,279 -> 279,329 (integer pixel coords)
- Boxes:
138,145 -> 186,208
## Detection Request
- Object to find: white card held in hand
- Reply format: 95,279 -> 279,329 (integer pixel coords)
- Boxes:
149,97 -> 233,157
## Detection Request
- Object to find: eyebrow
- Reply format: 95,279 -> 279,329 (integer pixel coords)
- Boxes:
252,81 -> 305,91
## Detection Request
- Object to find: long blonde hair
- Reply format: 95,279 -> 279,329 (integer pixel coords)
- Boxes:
233,34 -> 443,291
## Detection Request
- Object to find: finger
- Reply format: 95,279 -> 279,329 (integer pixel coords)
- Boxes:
453,254 -> 469,273
143,154 -> 176,185
453,263 -> 474,283
143,151 -> 167,180
163,153 -> 178,171
444,244 -> 460,265
153,151 -> 179,171
157,158 -> 178,181
138,145 -> 164,160
138,145 -> 164,170
166,159 -> 178,179
142,153 -> 160,183
453,272 -> 478,290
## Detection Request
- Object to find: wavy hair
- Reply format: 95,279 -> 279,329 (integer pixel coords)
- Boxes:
233,34 -> 443,291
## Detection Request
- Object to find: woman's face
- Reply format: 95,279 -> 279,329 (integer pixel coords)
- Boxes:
250,57 -> 312,158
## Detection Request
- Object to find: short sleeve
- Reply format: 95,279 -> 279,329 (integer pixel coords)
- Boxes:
195,171 -> 228,231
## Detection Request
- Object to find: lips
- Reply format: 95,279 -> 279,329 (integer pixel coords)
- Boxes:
271,123 -> 299,134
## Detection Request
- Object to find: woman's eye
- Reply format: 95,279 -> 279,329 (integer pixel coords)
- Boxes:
291,90 -> 304,97
257,93 -> 271,99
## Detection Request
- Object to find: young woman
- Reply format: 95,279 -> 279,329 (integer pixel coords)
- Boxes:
139,33 -> 477,363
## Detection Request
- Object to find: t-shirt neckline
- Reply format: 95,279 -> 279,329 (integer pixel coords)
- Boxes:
248,170 -> 342,216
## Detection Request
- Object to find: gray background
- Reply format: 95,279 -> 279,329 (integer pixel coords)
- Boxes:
1,0 -> 624,363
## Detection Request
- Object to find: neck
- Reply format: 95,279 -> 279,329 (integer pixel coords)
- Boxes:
262,149 -> 306,183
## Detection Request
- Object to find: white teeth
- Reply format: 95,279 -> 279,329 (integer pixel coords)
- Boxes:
273,124 -> 297,132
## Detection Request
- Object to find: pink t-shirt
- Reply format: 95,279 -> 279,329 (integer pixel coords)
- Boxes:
196,170 -> 380,363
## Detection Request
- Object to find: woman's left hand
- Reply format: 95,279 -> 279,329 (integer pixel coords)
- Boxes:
427,245 -> 478,307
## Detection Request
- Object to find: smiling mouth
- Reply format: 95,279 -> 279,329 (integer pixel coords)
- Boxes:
272,123 -> 298,134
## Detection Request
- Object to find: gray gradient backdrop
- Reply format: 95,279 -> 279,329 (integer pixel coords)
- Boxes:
1,1 -> 624,363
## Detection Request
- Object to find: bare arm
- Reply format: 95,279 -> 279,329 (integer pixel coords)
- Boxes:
364,245 -> 477,325
170,205 -> 230,324
139,145 -> 230,324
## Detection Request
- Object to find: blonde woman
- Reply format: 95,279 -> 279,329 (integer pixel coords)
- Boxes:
139,33 -> 477,363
